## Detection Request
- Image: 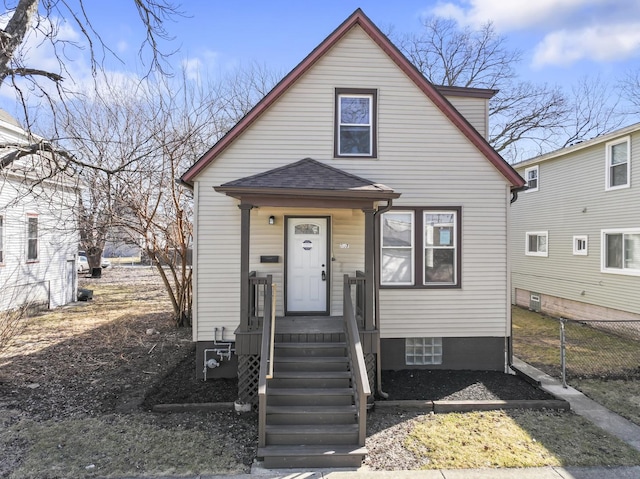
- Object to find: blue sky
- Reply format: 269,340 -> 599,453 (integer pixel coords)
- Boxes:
93,0 -> 640,88
3,1 -> 640,110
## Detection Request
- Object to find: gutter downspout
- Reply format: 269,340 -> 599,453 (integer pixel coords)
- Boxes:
506,185 -> 527,370
373,199 -> 393,399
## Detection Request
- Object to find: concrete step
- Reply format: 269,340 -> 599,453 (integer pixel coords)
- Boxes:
274,342 -> 347,357
258,444 -> 367,468
266,387 -> 354,406
269,370 -> 352,389
265,423 -> 359,445
266,404 -> 357,425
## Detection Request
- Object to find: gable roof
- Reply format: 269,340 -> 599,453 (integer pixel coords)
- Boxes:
181,8 -> 525,188
513,122 -> 640,170
216,157 -> 399,196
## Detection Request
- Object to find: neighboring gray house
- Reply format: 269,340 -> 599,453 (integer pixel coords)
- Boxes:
0,110 -> 80,312
182,9 -> 524,467
510,122 -> 640,322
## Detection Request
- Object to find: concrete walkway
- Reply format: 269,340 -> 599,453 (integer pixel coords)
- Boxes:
511,357 -> 640,451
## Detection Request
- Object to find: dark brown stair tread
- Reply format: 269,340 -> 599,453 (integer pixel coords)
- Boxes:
266,424 -> 358,433
266,405 -> 357,414
272,371 -> 351,378
267,387 -> 354,395
258,445 -> 367,456
275,356 -> 348,362
275,342 -> 346,348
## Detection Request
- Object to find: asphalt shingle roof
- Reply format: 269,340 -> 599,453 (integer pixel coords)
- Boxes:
220,158 -> 395,193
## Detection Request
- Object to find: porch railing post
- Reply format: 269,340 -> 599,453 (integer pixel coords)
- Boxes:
239,204 -> 253,332
363,208 -> 376,331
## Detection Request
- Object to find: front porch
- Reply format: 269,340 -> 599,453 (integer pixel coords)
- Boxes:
235,273 -> 379,406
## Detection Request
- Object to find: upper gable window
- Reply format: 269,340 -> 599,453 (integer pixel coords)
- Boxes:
524,166 -> 538,192
605,137 -> 630,190
335,88 -> 377,158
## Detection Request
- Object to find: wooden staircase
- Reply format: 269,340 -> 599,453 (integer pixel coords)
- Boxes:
257,337 -> 368,468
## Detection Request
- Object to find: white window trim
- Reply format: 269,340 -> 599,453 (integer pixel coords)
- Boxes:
26,214 -> 38,262
337,93 -> 373,157
524,165 -> 539,192
525,231 -> 548,257
601,228 -> 640,276
573,235 -> 588,256
605,136 -> 630,191
380,210 -> 415,286
423,210 -> 457,285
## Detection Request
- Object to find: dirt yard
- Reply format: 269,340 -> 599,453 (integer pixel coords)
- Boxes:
2,267 -> 637,477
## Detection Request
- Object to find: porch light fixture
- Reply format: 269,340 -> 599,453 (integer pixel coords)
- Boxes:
268,215 -> 275,225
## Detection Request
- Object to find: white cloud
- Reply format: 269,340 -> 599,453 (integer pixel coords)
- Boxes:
427,1 -> 640,68
430,0 -> 611,31
181,57 -> 203,81
532,23 -> 640,67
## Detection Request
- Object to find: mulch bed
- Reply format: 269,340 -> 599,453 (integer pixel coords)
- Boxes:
143,346 -> 554,406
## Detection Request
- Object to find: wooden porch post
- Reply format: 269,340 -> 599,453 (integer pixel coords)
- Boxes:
239,203 -> 253,332
363,207 -> 376,330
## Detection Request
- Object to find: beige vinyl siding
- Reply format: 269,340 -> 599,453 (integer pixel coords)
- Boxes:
194,25 -> 511,340
443,95 -> 488,138
511,130 -> 640,317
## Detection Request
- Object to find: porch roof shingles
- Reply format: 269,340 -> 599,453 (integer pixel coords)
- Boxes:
215,158 -> 400,207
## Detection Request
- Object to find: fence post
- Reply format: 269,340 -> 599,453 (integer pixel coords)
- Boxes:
560,317 -> 567,388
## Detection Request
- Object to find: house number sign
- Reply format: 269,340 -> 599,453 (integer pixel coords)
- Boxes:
302,240 -> 313,251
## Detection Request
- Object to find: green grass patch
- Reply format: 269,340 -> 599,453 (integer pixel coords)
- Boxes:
5,415 -> 245,479
405,410 -> 640,469
512,306 -> 640,378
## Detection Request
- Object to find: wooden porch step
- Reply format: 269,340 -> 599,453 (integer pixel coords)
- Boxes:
266,404 -> 357,415
265,423 -> 359,445
275,341 -> 347,348
258,444 -> 367,468
266,404 -> 357,425
274,341 -> 347,357
269,370 -> 351,389
274,356 -> 349,372
266,387 -> 354,406
273,370 -> 351,379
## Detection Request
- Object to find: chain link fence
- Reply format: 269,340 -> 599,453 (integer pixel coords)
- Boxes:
559,318 -> 640,382
513,309 -> 640,385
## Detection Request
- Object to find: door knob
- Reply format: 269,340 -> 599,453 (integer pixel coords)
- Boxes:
321,271 -> 326,281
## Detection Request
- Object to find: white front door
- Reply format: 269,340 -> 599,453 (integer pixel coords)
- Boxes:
286,217 -> 328,313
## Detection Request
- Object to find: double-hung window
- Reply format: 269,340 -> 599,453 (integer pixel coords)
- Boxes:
524,165 -> 538,192
605,137 -> 630,190
381,208 -> 460,287
526,231 -> 548,257
27,215 -> 38,261
335,88 -> 377,157
602,229 -> 640,275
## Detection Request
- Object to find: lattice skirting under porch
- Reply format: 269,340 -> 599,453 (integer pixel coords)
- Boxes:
365,353 -> 376,403
237,354 -> 260,406
237,352 -> 378,406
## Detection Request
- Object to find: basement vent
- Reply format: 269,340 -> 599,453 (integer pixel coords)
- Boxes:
530,293 -> 541,312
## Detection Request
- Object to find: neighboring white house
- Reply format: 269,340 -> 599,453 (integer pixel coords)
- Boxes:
510,122 -> 640,322
0,109 -> 79,312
